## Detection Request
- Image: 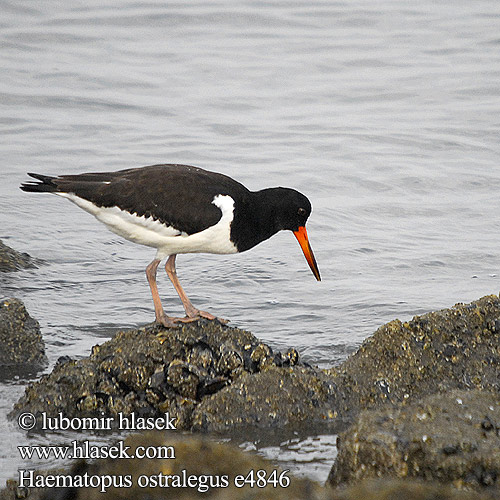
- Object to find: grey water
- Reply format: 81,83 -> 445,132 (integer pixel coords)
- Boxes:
1,0 -> 500,485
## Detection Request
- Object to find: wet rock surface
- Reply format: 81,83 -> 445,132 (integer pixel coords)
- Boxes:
12,293 -> 500,434
0,298 -> 47,374
329,389 -> 500,494
0,239 -> 37,272
324,294 -> 500,496
10,293 -> 500,429
327,294 -> 500,418
329,478 -> 499,500
2,433 -> 495,500
2,434 -> 496,500
11,320 -> 328,431
7,293 -> 500,499
191,365 -> 339,432
1,433 -> 329,500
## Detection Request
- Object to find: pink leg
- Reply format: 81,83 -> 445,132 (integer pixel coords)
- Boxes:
164,255 -> 222,322
145,259 -> 179,327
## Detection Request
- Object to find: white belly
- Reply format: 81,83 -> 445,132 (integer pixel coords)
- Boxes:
57,192 -> 238,259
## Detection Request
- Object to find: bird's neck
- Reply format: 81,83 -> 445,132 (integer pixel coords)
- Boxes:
230,188 -> 282,252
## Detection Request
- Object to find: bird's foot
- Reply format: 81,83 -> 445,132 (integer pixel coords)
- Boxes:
187,309 -> 229,325
155,311 -> 228,328
155,314 -> 183,328
181,304 -> 229,324
189,309 -> 216,320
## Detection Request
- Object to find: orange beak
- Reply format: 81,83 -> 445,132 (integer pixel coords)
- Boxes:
293,226 -> 321,281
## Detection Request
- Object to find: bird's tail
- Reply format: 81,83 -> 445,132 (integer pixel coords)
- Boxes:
20,173 -> 58,193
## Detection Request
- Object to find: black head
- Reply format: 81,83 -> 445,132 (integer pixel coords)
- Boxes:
254,187 -> 320,281
270,187 -> 312,232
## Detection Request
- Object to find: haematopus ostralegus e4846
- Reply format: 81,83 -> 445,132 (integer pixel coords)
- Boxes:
21,164 -> 320,327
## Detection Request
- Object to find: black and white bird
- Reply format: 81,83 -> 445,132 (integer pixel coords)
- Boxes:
20,164 -> 320,327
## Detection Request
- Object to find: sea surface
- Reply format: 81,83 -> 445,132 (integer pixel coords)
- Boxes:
1,0 -> 500,486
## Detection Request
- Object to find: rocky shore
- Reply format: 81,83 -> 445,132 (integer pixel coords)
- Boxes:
9,320 -> 346,438
2,233 -> 500,500
0,239 -> 37,272
12,294 -> 500,438
2,434 -> 497,500
327,293 -> 500,413
0,298 -> 47,376
329,389 -> 500,490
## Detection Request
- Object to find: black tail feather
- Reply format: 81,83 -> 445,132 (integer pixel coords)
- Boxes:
20,173 -> 58,193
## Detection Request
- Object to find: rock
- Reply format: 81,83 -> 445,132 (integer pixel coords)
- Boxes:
11,293 -> 500,434
328,294 -> 500,418
191,365 -> 339,432
328,478 -> 498,500
7,294 -> 500,499
0,240 -> 37,272
328,389 -> 500,494
0,298 -> 47,374
0,436 -> 495,500
10,321 -> 312,430
326,295 -> 500,494
0,433 -> 328,500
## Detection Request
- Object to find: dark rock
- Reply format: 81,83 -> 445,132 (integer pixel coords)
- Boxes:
11,293 -> 500,435
191,365 -> 340,432
328,294 -> 500,418
0,433 -> 329,500
325,295 -> 500,494
0,240 -> 37,272
6,294 -> 500,498
328,389 -> 500,494
328,478 -> 498,500
0,298 -> 47,373
0,437 -> 496,500
10,321 -> 311,431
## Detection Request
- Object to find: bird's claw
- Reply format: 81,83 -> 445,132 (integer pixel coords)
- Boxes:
189,309 -> 229,325
156,315 -> 182,328
155,311 -> 229,328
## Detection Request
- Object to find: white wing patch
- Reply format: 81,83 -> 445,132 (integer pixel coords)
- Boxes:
56,192 -> 238,258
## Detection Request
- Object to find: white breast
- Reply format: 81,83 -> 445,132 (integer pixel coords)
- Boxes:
56,192 -> 238,259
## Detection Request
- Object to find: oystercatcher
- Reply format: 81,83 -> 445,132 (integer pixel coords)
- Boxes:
20,164 -> 320,326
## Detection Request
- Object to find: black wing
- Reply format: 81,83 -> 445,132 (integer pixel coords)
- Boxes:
21,164 -> 250,235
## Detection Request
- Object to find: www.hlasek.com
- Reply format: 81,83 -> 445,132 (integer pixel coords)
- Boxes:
18,439 -> 175,461
17,411 -> 290,493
